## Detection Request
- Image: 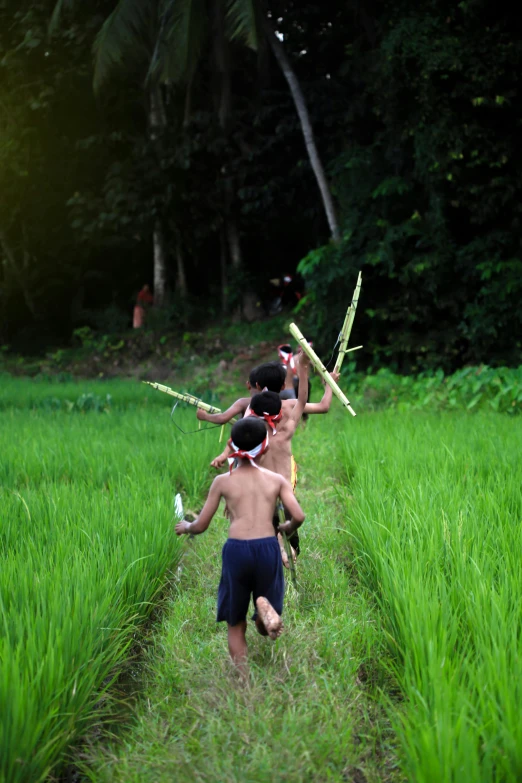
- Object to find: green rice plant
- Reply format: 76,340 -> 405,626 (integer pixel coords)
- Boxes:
340,365 -> 522,414
0,378 -> 165,413
337,412 -> 522,782
0,388 -> 220,783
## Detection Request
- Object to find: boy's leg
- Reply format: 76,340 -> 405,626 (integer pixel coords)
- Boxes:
255,598 -> 283,639
253,538 -> 285,639
228,621 -> 248,675
218,541 -> 254,674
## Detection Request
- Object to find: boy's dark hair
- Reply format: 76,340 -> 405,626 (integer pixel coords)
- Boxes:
231,417 -> 267,451
252,361 -> 286,392
249,367 -> 258,387
250,391 -> 282,417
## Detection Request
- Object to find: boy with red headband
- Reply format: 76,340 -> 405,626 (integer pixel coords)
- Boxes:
196,357 -> 335,429
175,417 -> 305,677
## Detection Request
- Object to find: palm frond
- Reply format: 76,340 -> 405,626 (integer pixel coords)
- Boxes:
93,0 -> 157,93
148,0 -> 207,85
225,0 -> 261,50
49,0 -> 82,35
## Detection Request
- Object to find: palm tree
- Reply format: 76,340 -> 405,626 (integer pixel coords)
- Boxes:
51,0 -> 237,307
51,0 -> 340,308
51,0 -> 200,307
227,0 -> 341,242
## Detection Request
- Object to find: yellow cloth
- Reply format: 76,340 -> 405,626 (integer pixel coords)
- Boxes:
291,455 -> 298,489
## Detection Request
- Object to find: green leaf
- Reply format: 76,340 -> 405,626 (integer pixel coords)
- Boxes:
226,0 -> 261,50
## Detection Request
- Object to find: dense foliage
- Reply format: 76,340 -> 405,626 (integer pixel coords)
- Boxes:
1,0 -> 521,368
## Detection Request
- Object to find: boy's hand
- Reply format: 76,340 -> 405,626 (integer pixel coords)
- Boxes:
299,350 -> 310,368
175,520 -> 192,535
330,370 -> 340,383
211,452 -> 228,469
196,408 -> 208,421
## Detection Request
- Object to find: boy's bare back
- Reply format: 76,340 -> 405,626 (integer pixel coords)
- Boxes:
215,465 -> 292,540
257,403 -> 299,483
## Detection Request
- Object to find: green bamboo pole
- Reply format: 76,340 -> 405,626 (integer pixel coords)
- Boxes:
289,323 -> 356,416
334,271 -> 362,374
143,381 -> 223,414
144,381 -> 230,441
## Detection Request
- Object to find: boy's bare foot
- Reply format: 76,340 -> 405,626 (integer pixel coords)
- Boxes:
255,597 -> 283,640
277,532 -> 290,568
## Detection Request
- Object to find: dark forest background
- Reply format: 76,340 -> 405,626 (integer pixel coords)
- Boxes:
1,0 -> 522,371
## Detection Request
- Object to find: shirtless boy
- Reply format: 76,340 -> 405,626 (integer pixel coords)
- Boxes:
175,417 -> 305,676
196,357 -> 336,429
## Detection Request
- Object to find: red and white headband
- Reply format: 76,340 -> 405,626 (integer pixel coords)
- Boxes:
227,434 -> 269,472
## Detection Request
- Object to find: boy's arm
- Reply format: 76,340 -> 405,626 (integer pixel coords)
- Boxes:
175,478 -> 222,535
304,371 -> 340,414
196,398 -> 249,424
284,362 -> 294,390
289,351 -> 310,424
210,442 -> 232,470
277,478 -> 305,535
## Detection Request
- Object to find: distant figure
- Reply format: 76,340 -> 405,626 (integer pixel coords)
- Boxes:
133,284 -> 154,329
267,275 -> 304,315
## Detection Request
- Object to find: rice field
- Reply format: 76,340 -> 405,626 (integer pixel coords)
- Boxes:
339,412 -> 522,782
1,376 -> 521,782
0,378 -> 217,783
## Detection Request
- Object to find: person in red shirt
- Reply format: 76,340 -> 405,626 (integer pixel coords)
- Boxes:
133,284 -> 154,328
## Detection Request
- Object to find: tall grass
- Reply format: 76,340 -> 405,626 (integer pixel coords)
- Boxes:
0,385 -> 218,783
343,365 -> 522,414
338,412 -> 522,782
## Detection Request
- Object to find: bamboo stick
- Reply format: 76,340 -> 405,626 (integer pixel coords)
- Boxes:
143,382 -> 222,414
334,271 -> 362,374
289,323 -> 356,416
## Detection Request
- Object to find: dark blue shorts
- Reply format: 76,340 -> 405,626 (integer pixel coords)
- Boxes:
217,537 -> 284,626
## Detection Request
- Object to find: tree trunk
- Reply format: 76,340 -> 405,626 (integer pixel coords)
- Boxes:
212,0 -> 243,283
148,88 -> 168,306
153,220 -> 167,307
220,226 -> 228,314
262,17 -> 341,243
183,74 -> 194,128
0,228 -> 38,319
175,238 -> 188,297
211,0 -> 232,133
226,212 -> 242,269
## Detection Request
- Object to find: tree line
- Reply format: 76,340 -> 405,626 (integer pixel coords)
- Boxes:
1,0 -> 521,369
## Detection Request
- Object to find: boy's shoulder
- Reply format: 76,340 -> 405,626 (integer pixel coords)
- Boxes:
280,399 -> 298,420
257,465 -> 284,483
227,464 -> 282,489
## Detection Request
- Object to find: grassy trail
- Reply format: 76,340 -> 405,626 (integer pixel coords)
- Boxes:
83,415 -> 398,783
